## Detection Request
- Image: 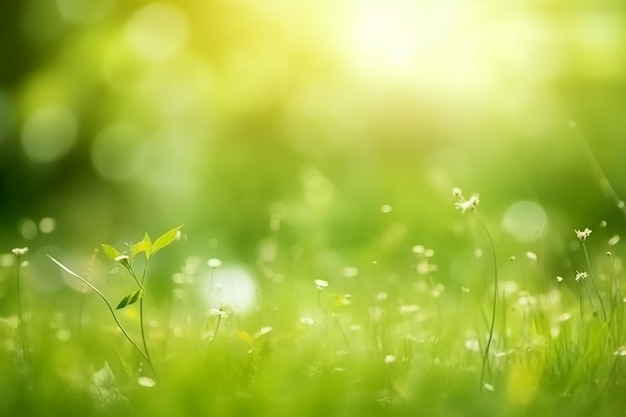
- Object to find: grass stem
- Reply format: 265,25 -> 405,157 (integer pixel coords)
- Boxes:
473,212 -> 498,392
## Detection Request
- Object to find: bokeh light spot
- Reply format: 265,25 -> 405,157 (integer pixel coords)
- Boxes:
21,104 -> 78,163
56,0 -> 116,24
19,218 -> 38,240
125,2 -> 189,61
39,217 -> 57,234
501,201 -> 548,243
91,123 -> 149,181
302,169 -> 334,206
204,267 -> 257,314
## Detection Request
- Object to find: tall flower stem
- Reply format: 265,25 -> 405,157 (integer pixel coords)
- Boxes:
581,242 -> 607,321
13,248 -> 30,367
453,188 -> 498,391
474,212 -> 498,392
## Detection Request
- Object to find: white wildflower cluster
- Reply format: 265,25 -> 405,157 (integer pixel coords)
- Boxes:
575,271 -> 588,282
575,228 -> 592,241
452,188 -> 480,214
11,247 -> 28,256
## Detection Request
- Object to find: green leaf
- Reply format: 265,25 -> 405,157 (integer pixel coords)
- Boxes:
116,289 -> 144,310
101,244 -> 121,261
131,233 -> 152,260
151,225 -> 183,257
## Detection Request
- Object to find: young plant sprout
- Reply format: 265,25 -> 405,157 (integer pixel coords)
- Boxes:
49,225 -> 182,377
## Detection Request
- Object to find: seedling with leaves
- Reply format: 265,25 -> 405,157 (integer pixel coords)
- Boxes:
102,225 -> 182,367
48,225 -> 182,376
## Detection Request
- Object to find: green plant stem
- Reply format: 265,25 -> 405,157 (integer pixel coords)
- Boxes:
579,283 -> 584,323
473,212 -> 498,392
15,256 -> 30,367
47,255 -> 154,372
582,242 -> 607,321
139,263 -> 151,365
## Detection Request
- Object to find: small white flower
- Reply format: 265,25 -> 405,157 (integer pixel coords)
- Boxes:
384,354 -> 396,364
399,304 -> 420,314
300,317 -> 314,326
454,194 -> 480,214
209,306 -> 230,318
575,228 -> 592,241
11,247 -> 28,256
314,279 -> 328,290
575,271 -> 588,282
452,187 -> 463,197
555,276 -> 563,283
412,245 -> 425,254
207,258 -> 222,268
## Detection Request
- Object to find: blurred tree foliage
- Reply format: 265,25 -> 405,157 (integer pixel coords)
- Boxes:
0,0 -> 625,275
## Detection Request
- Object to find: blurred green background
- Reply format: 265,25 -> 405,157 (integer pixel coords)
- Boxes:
1,0 -> 625,289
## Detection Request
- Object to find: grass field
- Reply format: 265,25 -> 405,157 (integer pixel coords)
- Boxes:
2,184 -> 626,417
2,2 -> 626,416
